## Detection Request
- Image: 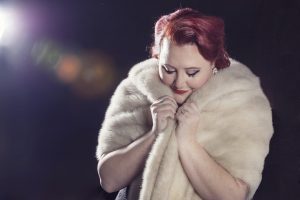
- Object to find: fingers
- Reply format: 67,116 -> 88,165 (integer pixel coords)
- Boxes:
153,95 -> 177,108
157,110 -> 175,120
152,106 -> 176,116
150,96 -> 177,133
179,102 -> 198,113
188,102 -> 199,111
175,102 -> 199,120
151,96 -> 178,113
176,107 -> 186,117
175,110 -> 182,118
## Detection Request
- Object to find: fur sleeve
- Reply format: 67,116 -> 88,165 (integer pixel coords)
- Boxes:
96,78 -> 151,160
198,86 -> 273,200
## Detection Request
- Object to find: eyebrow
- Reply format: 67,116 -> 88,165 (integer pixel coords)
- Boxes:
164,64 -> 200,70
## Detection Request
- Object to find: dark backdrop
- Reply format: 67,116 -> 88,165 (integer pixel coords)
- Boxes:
0,0 -> 299,199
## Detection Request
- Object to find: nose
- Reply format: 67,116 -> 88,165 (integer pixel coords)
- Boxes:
173,72 -> 186,89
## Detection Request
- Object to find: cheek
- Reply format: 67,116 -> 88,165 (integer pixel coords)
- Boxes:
160,74 -> 174,86
190,74 -> 212,89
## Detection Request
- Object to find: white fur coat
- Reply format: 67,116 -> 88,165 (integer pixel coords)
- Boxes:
96,58 -> 274,200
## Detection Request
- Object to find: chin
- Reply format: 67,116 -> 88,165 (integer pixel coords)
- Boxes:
174,95 -> 188,105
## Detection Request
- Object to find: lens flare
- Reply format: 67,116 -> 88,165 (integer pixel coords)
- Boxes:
56,55 -> 81,83
70,52 -> 117,99
0,6 -> 21,46
31,39 -> 62,67
31,39 -> 117,99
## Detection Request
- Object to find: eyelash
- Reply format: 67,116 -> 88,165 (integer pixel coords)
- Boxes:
188,72 -> 199,77
162,66 -> 199,77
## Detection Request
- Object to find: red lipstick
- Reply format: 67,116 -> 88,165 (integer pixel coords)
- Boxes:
173,89 -> 189,94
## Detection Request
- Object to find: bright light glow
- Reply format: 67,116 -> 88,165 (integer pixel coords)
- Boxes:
0,6 -> 20,46
57,55 -> 81,83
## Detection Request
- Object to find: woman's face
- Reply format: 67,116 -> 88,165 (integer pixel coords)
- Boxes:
158,38 -> 214,105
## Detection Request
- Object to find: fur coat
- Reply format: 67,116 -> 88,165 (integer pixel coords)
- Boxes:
96,58 -> 274,200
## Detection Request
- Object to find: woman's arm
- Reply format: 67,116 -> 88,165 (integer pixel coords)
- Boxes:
175,102 -> 249,200
177,136 -> 249,200
98,95 -> 177,193
98,130 -> 156,193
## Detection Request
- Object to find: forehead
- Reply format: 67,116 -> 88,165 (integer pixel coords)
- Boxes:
159,38 -> 211,69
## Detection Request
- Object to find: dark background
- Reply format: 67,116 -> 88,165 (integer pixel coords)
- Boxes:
0,0 -> 299,199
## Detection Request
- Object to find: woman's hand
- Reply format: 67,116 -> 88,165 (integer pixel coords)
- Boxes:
150,95 -> 178,136
175,101 -> 201,140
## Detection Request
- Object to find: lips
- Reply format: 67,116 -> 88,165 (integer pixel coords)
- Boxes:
173,89 -> 189,94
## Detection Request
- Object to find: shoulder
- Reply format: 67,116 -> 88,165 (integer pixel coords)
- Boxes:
128,58 -> 158,80
190,58 -> 264,107
127,58 -> 172,102
110,58 -> 159,101
220,58 -> 260,87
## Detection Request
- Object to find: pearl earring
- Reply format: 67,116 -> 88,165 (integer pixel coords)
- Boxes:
212,67 -> 218,75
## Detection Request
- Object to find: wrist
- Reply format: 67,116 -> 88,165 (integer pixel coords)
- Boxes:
177,136 -> 203,156
176,131 -> 197,146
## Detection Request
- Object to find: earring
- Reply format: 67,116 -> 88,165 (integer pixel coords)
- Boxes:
212,67 -> 218,75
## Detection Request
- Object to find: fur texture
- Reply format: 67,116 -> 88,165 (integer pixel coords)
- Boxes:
96,58 -> 273,200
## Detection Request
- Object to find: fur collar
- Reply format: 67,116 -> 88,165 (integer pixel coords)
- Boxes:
97,58 -> 273,200
128,58 -> 260,108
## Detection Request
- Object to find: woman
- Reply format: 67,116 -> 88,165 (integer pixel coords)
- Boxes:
96,8 -> 273,200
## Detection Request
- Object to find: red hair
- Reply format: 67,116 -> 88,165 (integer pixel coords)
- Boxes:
151,8 -> 230,69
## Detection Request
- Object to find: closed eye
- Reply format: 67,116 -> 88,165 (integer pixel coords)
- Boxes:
162,65 -> 176,74
187,70 -> 199,77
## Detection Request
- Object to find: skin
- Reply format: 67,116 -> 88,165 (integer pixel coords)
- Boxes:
158,37 -> 214,105
98,38 -> 249,199
97,95 -> 177,193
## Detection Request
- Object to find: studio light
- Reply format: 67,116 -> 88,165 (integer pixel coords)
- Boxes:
0,6 -> 19,46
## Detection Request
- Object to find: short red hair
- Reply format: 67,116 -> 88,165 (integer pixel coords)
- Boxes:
151,8 -> 230,69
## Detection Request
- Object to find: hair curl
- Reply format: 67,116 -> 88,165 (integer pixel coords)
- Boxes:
151,8 -> 230,69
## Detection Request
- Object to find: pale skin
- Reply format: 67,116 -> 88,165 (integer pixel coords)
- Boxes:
98,96 -> 176,193
98,38 -> 249,199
